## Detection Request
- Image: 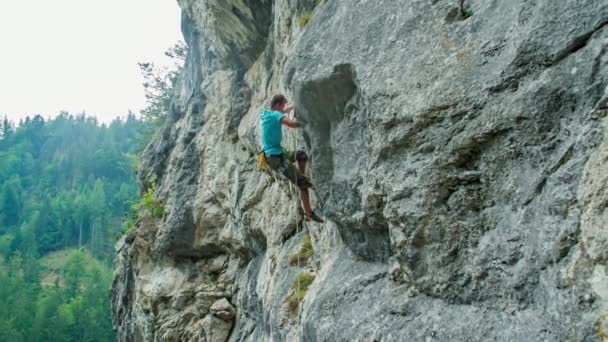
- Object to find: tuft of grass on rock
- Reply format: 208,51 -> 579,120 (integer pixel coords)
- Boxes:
288,234 -> 313,266
598,317 -> 608,341
299,12 -> 312,28
285,272 -> 315,312
205,272 -> 220,284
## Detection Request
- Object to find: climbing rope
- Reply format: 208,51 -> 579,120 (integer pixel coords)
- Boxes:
288,110 -> 303,318
289,108 -> 330,322
286,106 -> 333,331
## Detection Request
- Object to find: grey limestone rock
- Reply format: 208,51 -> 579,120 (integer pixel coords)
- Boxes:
210,298 -> 237,320
112,0 -> 608,341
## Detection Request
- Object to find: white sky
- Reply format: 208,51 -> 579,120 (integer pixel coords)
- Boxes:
0,0 -> 183,124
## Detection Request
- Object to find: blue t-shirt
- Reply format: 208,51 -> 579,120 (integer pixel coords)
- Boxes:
260,109 -> 284,155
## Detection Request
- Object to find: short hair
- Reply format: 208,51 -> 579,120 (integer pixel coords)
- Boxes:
269,94 -> 287,109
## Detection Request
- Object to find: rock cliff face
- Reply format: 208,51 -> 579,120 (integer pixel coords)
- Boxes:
111,0 -> 608,341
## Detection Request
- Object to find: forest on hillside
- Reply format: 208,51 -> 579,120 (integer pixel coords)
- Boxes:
0,40 -> 184,341
0,113 -> 146,341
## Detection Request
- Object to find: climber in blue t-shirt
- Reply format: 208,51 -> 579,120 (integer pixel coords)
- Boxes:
260,94 -> 324,223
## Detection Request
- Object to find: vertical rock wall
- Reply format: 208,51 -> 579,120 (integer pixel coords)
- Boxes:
112,0 -> 608,341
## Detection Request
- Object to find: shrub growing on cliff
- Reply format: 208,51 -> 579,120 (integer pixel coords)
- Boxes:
285,272 -> 315,312
139,182 -> 164,218
118,181 -> 164,238
288,234 -> 313,266
137,41 -> 187,146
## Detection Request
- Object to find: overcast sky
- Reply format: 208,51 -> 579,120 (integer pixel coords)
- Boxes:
0,0 -> 183,124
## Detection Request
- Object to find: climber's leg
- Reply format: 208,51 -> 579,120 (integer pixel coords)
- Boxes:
268,152 -> 323,223
295,148 -> 308,175
299,186 -> 313,216
284,164 -> 323,223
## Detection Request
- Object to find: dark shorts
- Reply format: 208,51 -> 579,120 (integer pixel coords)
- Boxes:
266,149 -> 311,189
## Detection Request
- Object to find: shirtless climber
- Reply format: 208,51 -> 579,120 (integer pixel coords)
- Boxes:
260,94 -> 324,223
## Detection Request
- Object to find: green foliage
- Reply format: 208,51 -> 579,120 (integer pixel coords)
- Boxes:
0,113 -> 144,260
204,272 -> 220,284
0,112 -> 144,341
138,41 -> 187,144
299,0 -> 322,28
140,181 -> 164,218
288,234 -> 313,266
119,209 -> 138,239
124,152 -> 140,173
285,272 -> 315,312
299,12 -> 313,28
0,36 -> 180,342
0,249 -> 114,341
118,180 -> 164,239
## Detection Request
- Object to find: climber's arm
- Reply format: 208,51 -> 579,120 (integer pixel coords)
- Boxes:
280,117 -> 302,128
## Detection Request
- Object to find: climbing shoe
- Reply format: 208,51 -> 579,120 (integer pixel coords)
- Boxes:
305,210 -> 324,223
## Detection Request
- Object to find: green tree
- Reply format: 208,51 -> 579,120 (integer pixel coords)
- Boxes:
1,178 -> 22,227
0,116 -> 14,143
0,64 -> 158,342
138,41 -> 187,142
